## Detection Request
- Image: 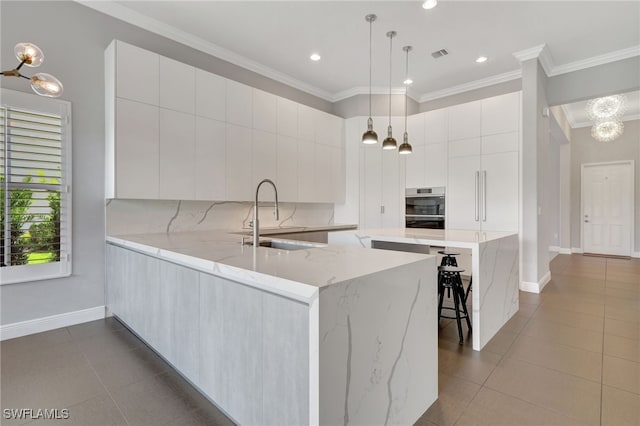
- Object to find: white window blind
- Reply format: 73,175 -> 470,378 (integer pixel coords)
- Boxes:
0,89 -> 72,285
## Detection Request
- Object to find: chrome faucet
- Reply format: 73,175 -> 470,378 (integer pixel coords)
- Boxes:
253,179 -> 279,247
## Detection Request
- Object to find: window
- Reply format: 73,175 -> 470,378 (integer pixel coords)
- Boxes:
0,89 -> 72,285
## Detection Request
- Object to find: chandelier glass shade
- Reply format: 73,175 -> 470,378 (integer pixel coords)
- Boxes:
591,120 -> 624,142
1,42 -> 63,98
587,95 -> 627,121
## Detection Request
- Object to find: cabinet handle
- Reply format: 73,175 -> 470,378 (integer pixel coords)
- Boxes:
380,205 -> 385,214
482,170 -> 487,222
475,171 -> 479,222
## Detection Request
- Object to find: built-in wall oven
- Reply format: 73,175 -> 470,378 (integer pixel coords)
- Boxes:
405,187 -> 446,229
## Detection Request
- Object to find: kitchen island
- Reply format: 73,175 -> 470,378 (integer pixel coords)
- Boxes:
106,229 -> 438,426
329,228 -> 520,351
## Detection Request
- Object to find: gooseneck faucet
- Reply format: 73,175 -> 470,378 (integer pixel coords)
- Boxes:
253,179 -> 280,247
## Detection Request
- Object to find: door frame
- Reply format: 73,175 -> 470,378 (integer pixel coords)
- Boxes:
580,160 -> 635,256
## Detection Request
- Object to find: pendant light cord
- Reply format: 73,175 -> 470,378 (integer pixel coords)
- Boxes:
388,33 -> 393,127
369,19 -> 373,119
404,49 -> 409,132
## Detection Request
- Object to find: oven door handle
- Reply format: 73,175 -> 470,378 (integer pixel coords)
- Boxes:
405,214 -> 445,218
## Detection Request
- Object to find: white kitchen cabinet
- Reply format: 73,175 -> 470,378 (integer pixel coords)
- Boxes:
361,144 -> 383,229
480,152 -> 519,232
159,56 -> 195,114
448,155 -> 482,231
298,104 -> 317,142
226,124 -> 252,201
481,131 -> 519,155
115,98 -> 159,199
195,117 -> 226,200
424,143 -> 448,187
408,114 -> 425,146
106,40 -> 344,204
425,108 -> 448,144
277,97 -> 298,138
226,80 -> 252,128
195,69 -> 226,121
252,130 -> 278,200
405,144 -> 426,189
447,151 -> 519,232
297,139 -> 315,202
449,137 -> 481,158
481,92 -> 520,136
159,108 -> 196,200
276,135 -> 298,202
253,89 -> 277,134
114,41 -> 159,105
448,100 -> 482,141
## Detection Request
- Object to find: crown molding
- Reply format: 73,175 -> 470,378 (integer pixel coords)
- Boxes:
548,45 -> 640,77
513,44 -> 553,75
571,113 -> 640,129
418,69 -> 522,103
75,0 -> 334,101
331,86 -> 420,103
560,104 -> 577,128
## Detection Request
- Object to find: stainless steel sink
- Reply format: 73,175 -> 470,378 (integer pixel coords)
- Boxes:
244,239 -> 325,251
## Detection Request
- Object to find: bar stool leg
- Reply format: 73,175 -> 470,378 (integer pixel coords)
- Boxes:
457,275 -> 472,331
437,286 -> 445,323
452,283 -> 464,344
464,275 -> 472,304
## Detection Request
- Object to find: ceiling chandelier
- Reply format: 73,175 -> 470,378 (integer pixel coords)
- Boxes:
586,94 -> 626,142
0,42 -> 63,98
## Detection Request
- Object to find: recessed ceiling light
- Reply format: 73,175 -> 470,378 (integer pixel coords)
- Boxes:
403,78 -> 413,85
310,53 -> 321,61
422,0 -> 437,10
475,56 -> 488,63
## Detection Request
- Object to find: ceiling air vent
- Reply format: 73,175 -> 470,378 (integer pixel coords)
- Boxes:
431,49 -> 449,58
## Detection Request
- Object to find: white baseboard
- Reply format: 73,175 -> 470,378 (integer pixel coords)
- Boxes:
571,247 -> 584,254
549,246 -> 560,253
520,271 -> 551,294
0,306 -> 105,341
558,247 -> 572,254
633,252 -> 640,259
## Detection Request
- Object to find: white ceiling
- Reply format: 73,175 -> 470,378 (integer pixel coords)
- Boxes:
91,1 -> 639,102
562,90 -> 640,128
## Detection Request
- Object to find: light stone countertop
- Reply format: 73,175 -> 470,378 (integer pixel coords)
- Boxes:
347,228 -> 518,248
106,228 -> 432,304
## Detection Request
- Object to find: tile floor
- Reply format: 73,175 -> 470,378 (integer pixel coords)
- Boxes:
1,254 -> 638,425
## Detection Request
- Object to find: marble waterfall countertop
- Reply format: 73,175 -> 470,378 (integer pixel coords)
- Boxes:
340,228 -> 518,248
106,226 -> 431,304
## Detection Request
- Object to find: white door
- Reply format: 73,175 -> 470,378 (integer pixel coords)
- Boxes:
582,162 -> 634,256
448,155 -> 481,231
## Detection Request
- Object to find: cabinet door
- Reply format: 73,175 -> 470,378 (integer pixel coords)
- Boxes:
298,104 -> 317,142
424,143 -> 447,187
276,135 -> 298,202
159,109 -> 196,200
297,140 -> 315,202
225,124 -> 252,201
447,155 -> 481,231
315,143 -> 333,202
116,41 -> 159,105
195,117 -> 226,200
481,92 -> 520,136
481,151 -> 519,232
382,150 -> 401,228
253,89 -> 277,133
361,145 -> 382,229
277,97 -> 298,138
405,144 -> 426,189
252,130 -> 278,201
116,98 -> 159,199
226,80 -> 252,128
408,113 -> 425,146
448,100 -> 481,141
159,56 -> 195,114
424,108 -> 448,144
195,69 -> 226,121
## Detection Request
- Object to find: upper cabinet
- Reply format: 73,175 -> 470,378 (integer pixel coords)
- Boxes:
481,92 -> 520,136
105,40 -> 345,203
448,100 -> 482,141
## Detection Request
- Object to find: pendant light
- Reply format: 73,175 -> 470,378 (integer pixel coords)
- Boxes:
362,14 -> 378,144
399,46 -> 413,155
1,42 -> 63,97
382,31 -> 398,150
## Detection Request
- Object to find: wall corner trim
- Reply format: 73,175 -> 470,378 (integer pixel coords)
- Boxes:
0,306 -> 106,341
519,271 -> 551,294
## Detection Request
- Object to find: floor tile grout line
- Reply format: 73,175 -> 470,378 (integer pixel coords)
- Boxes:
600,260 -> 607,426
73,330 -> 132,426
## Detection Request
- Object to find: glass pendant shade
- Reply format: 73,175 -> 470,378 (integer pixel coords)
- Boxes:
30,73 -> 63,97
587,95 -> 626,121
398,132 -> 412,154
591,120 -> 624,142
382,126 -> 397,150
14,43 -> 44,67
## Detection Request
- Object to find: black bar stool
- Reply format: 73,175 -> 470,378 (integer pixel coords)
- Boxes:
438,250 -> 460,267
438,265 -> 472,344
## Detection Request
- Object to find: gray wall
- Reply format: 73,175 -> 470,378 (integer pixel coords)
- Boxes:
570,119 -> 640,252
0,0 -> 330,326
547,56 -> 640,107
332,94 -> 418,119
419,79 -> 522,112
